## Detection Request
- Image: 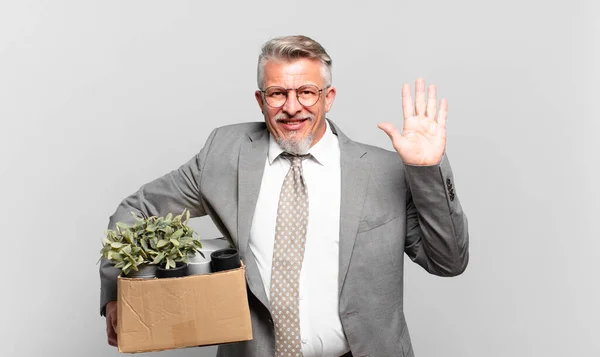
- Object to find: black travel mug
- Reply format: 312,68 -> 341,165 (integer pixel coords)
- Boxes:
210,248 -> 241,272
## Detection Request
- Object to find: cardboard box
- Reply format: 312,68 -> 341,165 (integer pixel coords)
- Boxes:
117,263 -> 252,353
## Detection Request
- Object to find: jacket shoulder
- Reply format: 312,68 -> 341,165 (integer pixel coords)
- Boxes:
353,140 -> 400,164
200,122 -> 267,149
213,122 -> 266,136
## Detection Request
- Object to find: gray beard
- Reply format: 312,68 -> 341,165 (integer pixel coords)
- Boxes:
276,132 -> 313,155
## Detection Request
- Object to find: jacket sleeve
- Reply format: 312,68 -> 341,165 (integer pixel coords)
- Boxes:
99,128 -> 218,315
403,152 -> 469,277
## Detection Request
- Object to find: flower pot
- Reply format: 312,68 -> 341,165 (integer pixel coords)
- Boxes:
187,251 -> 212,275
210,248 -> 241,272
156,262 -> 188,278
124,263 -> 157,279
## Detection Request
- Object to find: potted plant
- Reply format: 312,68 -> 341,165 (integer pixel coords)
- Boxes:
99,208 -> 203,278
99,217 -> 155,278
144,209 -> 204,278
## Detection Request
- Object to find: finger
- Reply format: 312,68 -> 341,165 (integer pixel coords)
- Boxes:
426,84 -> 437,119
108,329 -> 118,346
107,319 -> 118,347
111,314 -> 117,332
401,84 -> 413,121
438,98 -> 448,129
414,78 -> 426,116
377,122 -> 402,144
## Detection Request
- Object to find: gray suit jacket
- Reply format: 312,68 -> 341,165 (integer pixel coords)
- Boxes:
99,119 -> 469,357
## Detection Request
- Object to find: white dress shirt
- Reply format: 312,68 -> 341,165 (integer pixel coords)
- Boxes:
249,120 -> 349,357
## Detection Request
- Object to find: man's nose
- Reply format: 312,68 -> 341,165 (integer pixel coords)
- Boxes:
282,90 -> 302,116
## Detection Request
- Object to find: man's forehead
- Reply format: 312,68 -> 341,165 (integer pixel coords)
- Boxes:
263,58 -> 324,85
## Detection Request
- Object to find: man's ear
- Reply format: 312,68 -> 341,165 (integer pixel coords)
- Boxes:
324,86 -> 336,112
255,90 -> 265,113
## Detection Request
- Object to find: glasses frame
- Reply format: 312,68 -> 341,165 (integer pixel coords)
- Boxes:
260,84 -> 331,108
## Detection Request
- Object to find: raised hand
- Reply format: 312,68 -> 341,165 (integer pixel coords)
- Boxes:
378,78 -> 447,166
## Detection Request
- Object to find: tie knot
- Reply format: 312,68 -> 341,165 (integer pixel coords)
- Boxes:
281,153 -> 310,168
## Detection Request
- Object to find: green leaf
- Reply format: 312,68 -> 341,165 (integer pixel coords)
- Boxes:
170,238 -> 180,247
123,230 -> 133,244
180,238 -> 192,245
171,229 -> 184,240
167,257 -> 175,269
110,242 -> 123,249
152,252 -> 166,265
157,240 -> 169,248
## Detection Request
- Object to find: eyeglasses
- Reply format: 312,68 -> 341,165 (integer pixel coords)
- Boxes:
260,84 -> 330,108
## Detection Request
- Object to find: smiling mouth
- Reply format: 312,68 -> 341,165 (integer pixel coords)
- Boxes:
277,118 -> 309,131
277,118 -> 309,124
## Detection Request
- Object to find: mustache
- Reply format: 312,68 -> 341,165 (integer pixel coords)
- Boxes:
274,113 -> 315,122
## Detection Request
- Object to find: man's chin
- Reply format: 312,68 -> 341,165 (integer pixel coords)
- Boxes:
276,134 -> 313,155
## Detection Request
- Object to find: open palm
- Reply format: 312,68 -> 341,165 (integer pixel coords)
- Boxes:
378,78 -> 447,166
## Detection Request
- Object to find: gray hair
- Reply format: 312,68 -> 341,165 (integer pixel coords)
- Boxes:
257,35 -> 332,89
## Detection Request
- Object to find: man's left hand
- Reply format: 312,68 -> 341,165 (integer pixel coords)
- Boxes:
378,77 -> 447,166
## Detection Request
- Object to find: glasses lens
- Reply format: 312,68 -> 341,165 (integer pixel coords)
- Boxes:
264,87 -> 287,107
263,85 -> 323,107
297,85 -> 320,107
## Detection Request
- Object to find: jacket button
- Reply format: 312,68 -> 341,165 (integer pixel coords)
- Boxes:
446,178 -> 451,185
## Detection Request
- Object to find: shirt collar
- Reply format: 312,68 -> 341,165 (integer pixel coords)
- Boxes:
268,119 -> 337,166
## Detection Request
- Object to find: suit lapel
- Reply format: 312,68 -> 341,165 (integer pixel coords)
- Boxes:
237,126 -> 271,311
329,120 -> 370,296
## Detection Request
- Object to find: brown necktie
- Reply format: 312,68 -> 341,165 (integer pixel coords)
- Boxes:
270,153 -> 310,357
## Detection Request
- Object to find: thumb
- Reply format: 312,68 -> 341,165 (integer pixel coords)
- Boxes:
377,122 -> 401,143
111,313 -> 117,331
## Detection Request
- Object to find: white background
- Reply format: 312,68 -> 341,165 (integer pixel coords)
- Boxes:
1,1 -> 598,356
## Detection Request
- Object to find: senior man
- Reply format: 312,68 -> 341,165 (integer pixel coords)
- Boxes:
100,35 -> 469,357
